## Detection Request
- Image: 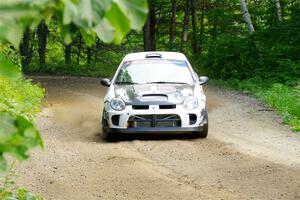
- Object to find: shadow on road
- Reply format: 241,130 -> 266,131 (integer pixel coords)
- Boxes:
96,132 -> 200,143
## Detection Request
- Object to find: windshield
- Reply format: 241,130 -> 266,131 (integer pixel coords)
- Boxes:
114,59 -> 194,85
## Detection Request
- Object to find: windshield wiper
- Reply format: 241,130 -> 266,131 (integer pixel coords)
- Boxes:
115,81 -> 138,85
146,81 -> 188,84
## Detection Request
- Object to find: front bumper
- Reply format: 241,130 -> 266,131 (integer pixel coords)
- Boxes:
105,126 -> 204,134
103,103 -> 207,129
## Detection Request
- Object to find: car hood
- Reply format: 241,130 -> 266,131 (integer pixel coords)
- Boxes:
114,84 -> 195,105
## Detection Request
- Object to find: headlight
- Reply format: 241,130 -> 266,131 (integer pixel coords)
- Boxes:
110,98 -> 126,111
183,96 -> 198,110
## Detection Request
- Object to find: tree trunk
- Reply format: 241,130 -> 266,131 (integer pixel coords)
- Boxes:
87,47 -> 92,64
143,16 -> 151,51
181,0 -> 191,51
143,0 -> 156,51
240,0 -> 255,33
37,21 -> 48,66
199,0 -> 205,54
77,33 -> 82,64
190,0 -> 198,54
65,43 -> 72,65
169,0 -> 177,49
274,0 -> 283,22
94,39 -> 99,63
20,28 -> 32,70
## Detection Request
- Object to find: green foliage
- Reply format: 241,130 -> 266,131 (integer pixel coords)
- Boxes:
0,0 -> 148,198
0,114 -> 43,169
28,63 -> 118,78
198,33 -> 299,83
2,188 -> 44,200
0,164 -> 16,193
195,3 -> 300,132
0,0 -> 147,174
257,84 -> 300,131
62,0 -> 148,44
1,164 -> 43,200
0,47 -> 44,171
0,0 -> 148,49
0,78 -> 44,171
198,2 -> 300,83
198,34 -> 259,80
0,0 -> 148,90
0,44 -> 21,67
0,0 -> 51,49
0,54 -> 22,80
0,45 -> 44,172
0,43 -> 22,80
26,42 -> 124,77
0,78 -> 44,120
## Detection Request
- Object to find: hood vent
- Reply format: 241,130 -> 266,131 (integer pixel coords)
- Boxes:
141,94 -> 168,101
142,94 -> 168,98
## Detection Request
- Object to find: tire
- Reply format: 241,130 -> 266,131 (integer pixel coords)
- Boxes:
192,122 -> 208,138
101,111 -> 114,141
192,111 -> 208,138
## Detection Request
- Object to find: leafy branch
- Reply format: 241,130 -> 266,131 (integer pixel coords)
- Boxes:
0,0 -> 148,171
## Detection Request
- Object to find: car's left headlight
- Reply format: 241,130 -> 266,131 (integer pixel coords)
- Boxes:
110,98 -> 126,111
183,96 -> 198,110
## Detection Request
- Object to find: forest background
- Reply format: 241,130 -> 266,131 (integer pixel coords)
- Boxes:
14,0 -> 299,130
0,0 -> 299,198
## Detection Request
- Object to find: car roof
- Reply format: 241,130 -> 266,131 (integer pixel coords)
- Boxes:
123,51 -> 188,62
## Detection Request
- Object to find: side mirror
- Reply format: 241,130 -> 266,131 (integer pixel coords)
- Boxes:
100,78 -> 111,87
199,76 -> 209,85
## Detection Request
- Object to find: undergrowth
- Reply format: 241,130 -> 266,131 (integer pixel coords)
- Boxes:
211,78 -> 300,132
0,163 -> 43,200
0,77 -> 45,120
26,63 -> 118,78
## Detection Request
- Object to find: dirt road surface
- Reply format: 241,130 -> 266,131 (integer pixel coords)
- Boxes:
16,77 -> 300,200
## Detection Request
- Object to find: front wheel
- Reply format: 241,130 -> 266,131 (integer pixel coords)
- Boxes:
101,111 -> 114,141
192,122 -> 208,138
192,111 -> 208,138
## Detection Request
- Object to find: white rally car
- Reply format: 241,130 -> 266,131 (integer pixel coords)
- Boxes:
100,52 -> 209,140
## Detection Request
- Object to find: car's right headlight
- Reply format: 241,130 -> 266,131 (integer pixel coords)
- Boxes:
110,98 -> 126,111
183,96 -> 198,110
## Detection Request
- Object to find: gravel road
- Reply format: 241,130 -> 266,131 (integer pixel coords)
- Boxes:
16,77 -> 300,200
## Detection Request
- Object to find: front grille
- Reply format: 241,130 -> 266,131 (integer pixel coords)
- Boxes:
159,105 -> 176,109
128,115 -> 181,128
132,105 -> 149,110
132,105 -> 176,110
